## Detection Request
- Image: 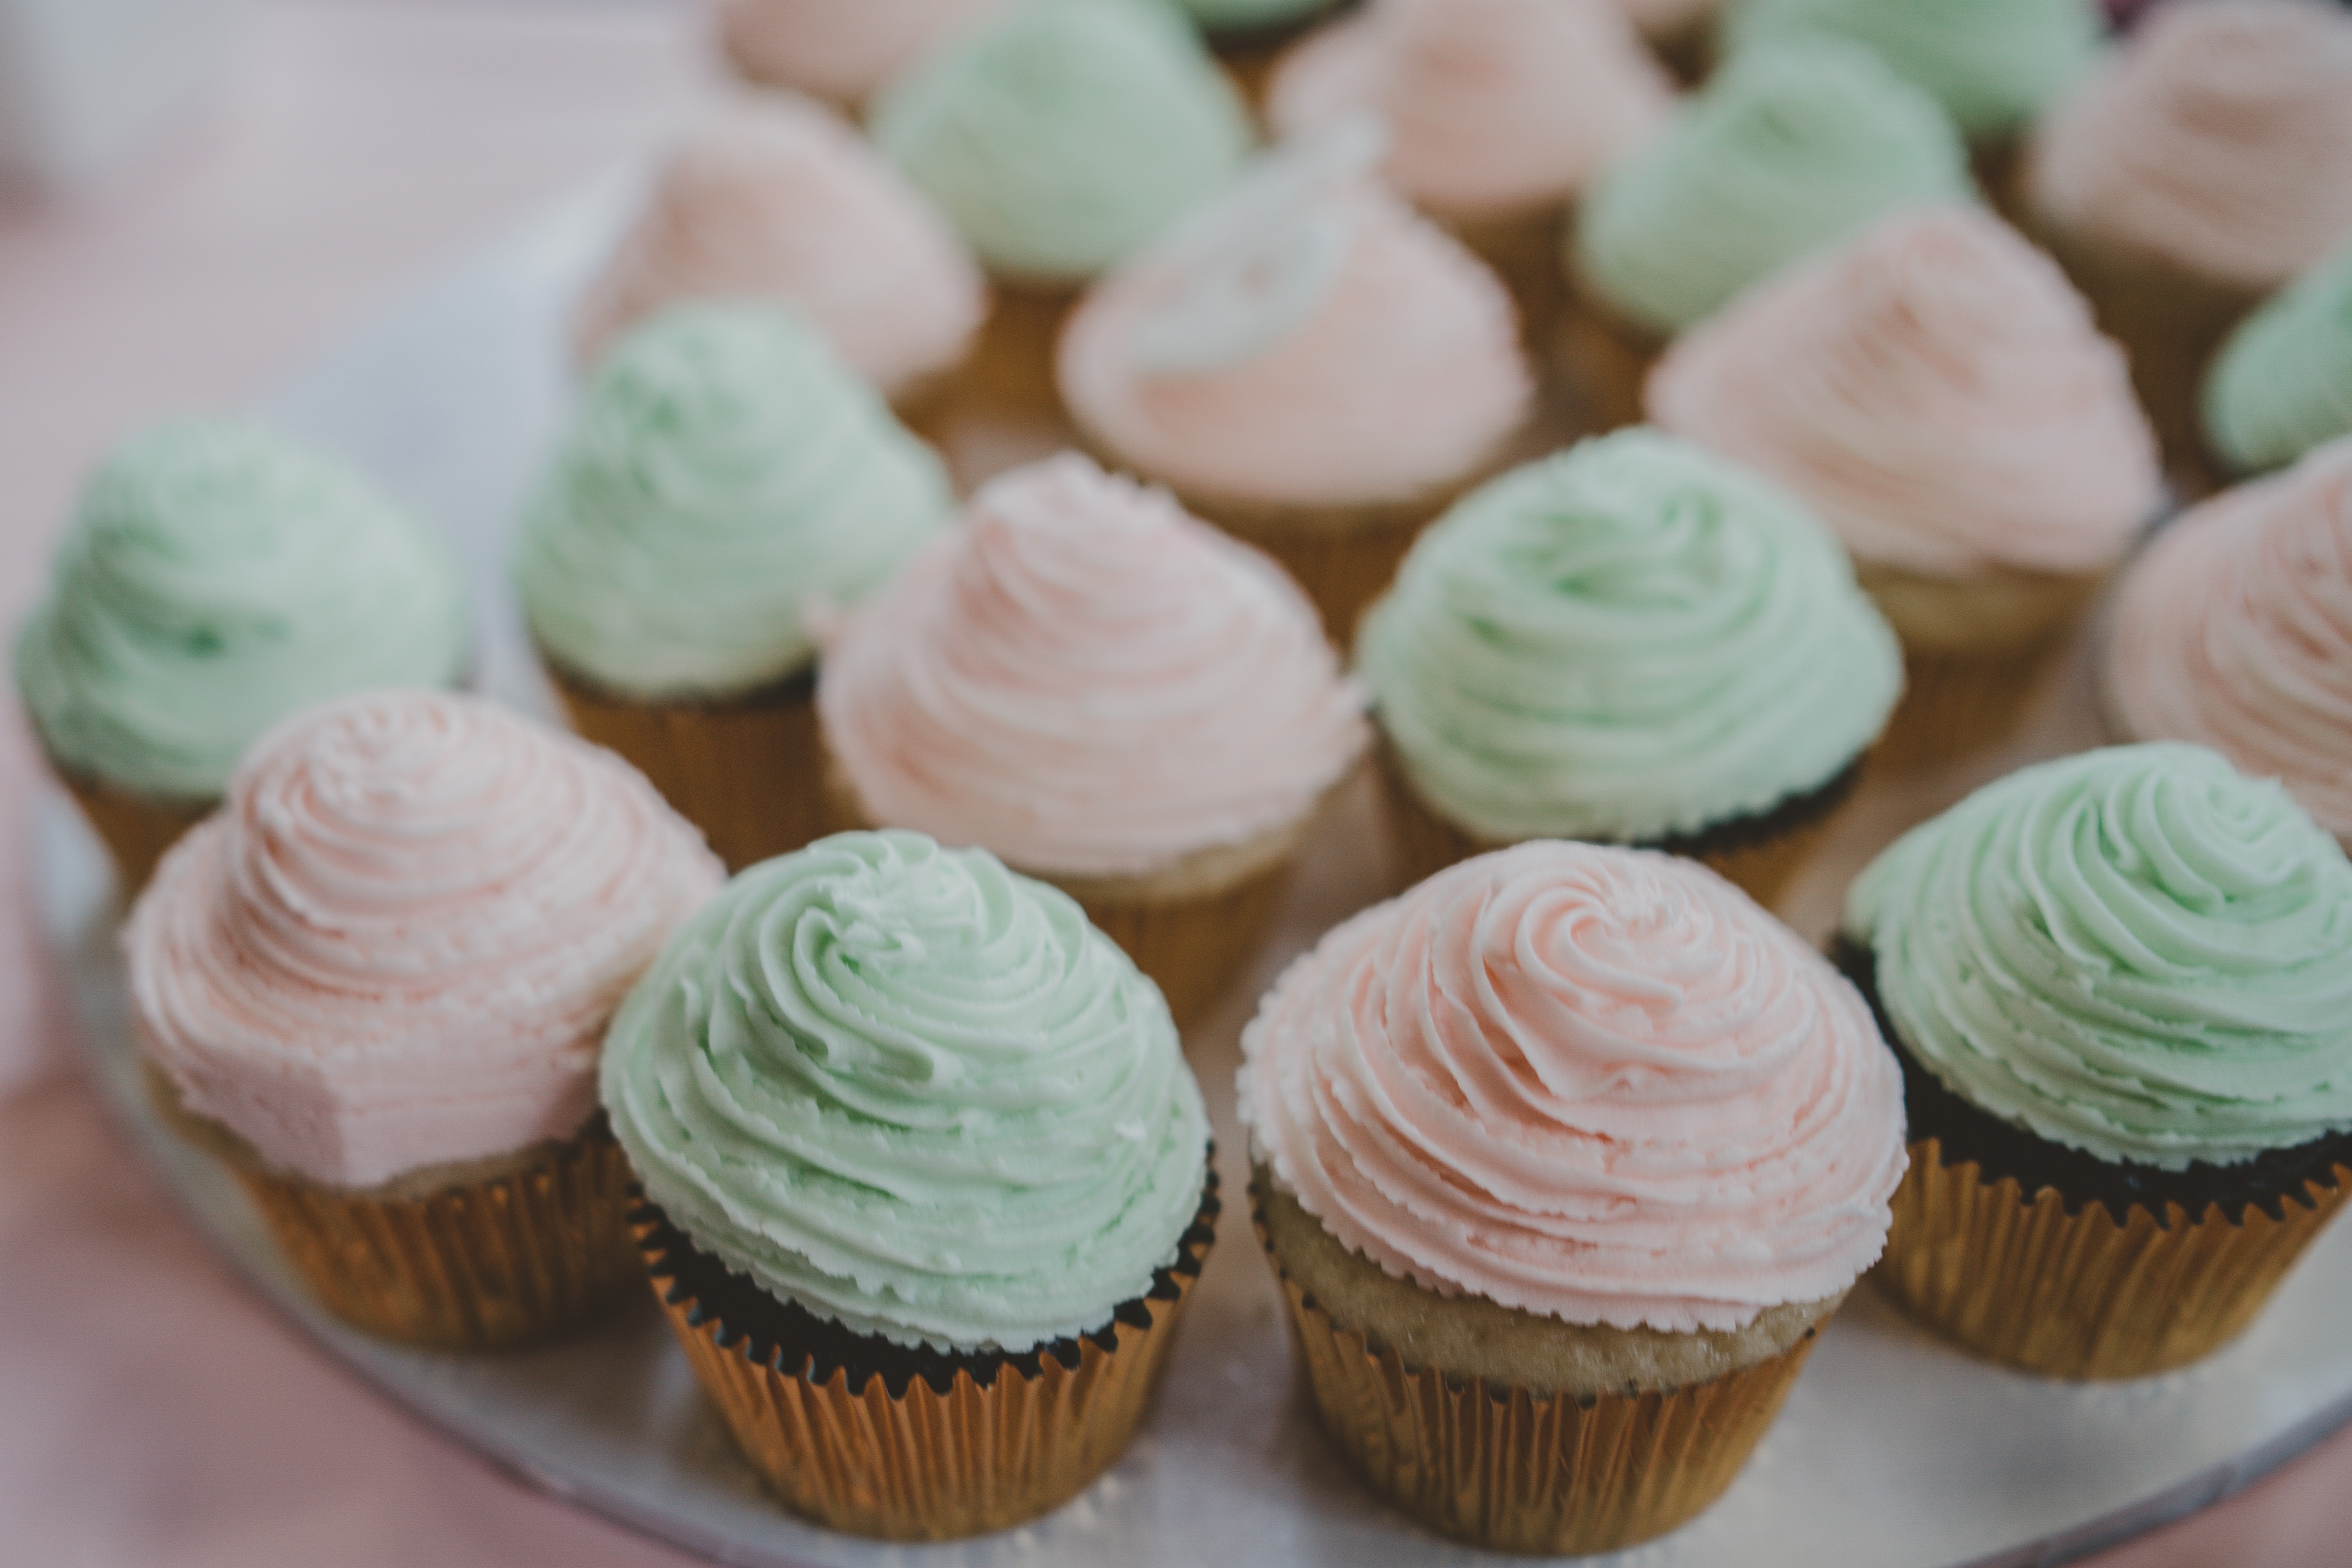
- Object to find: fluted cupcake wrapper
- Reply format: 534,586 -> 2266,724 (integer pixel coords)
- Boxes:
1877,1137 -> 2352,1381
1871,639 -> 2073,773
1448,204 -> 1572,369
1558,284 -> 1662,434
58,765 -> 214,900
966,282 -> 1078,419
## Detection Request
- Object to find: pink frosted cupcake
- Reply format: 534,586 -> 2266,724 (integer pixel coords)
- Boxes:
818,453 -> 1370,1022
717,0 -> 1011,110
1649,204 -> 2160,768
573,93 -> 985,428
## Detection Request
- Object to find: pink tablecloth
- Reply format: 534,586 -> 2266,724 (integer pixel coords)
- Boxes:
0,4 -> 2344,1565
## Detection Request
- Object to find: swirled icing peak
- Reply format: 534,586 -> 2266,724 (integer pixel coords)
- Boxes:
2204,238 -> 2352,476
1358,430 -> 1901,844
601,830 -> 1210,1352
1846,743 -> 2352,1168
719,0 -> 1014,104
1239,840 -> 1907,1332
1647,205 -> 2160,578
14,418 -> 467,801
127,691 -> 724,1189
1058,125 -> 1533,508
1266,0 -> 1673,221
572,94 -> 986,401
1572,39 -> 1973,336
820,455 -> 1369,877
870,0 -> 1252,284
2106,441 -> 2352,846
516,303 -> 953,700
2027,0 -> 2352,293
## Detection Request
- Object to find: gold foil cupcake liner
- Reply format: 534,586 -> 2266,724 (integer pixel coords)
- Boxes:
1876,1137 -> 2352,1381
58,766 -> 214,899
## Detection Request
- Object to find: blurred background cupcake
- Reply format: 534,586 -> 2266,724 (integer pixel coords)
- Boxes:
516,303 -> 953,872
14,417 -> 467,895
2200,236 -> 2352,492
716,0 -> 1013,113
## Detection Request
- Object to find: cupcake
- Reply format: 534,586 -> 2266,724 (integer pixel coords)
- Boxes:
1058,121 -> 1535,644
716,0 -> 1012,111
571,93 -> 986,434
14,418 -> 467,896
516,302 -> 954,873
1647,205 -> 2161,769
1239,840 -> 1907,1552
1566,38 -> 1973,427
2104,439 -> 2352,849
2023,0 -> 2352,469
870,0 -> 1252,411
2201,237 -> 2352,487
126,690 -> 723,1349
1265,0 -> 1673,352
1358,430 -> 1901,906
603,830 -> 1215,1539
1841,743 -> 2352,1380
818,454 -> 1369,1022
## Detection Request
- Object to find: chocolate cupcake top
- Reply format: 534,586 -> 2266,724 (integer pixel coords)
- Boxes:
1844,743 -> 2352,1169
601,830 -> 1210,1353
2203,237 -> 2352,477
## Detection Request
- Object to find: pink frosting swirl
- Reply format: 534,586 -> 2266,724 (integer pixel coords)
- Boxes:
1267,0 -> 1673,220
1238,841 -> 1907,1333
818,455 -> 1371,877
718,0 -> 1012,104
1648,205 -> 2161,578
126,691 -> 724,1189
2106,438 -> 2352,844
573,94 -> 986,399
2028,0 -> 2352,291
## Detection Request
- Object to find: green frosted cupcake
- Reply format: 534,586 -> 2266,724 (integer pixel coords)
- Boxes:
2203,237 -> 2352,483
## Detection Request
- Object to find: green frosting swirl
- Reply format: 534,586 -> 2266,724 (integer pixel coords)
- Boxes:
871,0 -> 1252,284
2203,238 -> 2352,477
1722,0 -> 2104,138
13,418 -> 466,800
516,303 -> 953,700
1358,430 -> 1901,844
600,830 -> 1211,1353
1572,39 -> 1974,335
1845,744 -> 2352,1169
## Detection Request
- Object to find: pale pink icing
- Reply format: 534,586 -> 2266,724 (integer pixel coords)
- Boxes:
573,94 -> 985,398
1647,205 -> 2161,579
2028,0 -> 2352,292
2106,438 -> 2352,845
818,454 -> 1371,877
718,0 -> 1012,105
1267,0 -> 1673,221
1238,841 -> 1907,1333
1058,170 -> 1532,509
126,691 -> 724,1190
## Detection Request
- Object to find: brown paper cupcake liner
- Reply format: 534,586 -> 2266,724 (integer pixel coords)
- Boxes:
547,656 -> 823,874
58,766 -> 215,899
1872,639 -> 2073,773
963,282 -> 1079,419
1449,204 -> 1571,368
633,1172 -> 1218,1540
1558,287 -> 1663,433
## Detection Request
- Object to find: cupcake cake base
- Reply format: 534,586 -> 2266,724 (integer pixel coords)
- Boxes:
58,766 -> 215,899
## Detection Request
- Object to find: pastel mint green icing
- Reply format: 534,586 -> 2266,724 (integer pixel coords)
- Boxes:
2203,238 -> 2352,476
1721,0 -> 2104,138
871,0 -> 1252,284
1177,0 -> 1333,30
516,303 -> 953,700
1845,744 -> 2352,1169
13,418 -> 466,800
1571,39 -> 1974,336
1357,430 -> 1901,844
600,830 -> 1211,1353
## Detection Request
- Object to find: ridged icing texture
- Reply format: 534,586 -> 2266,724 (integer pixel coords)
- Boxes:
14,418 -> 467,800
1571,39 -> 1973,336
718,0 -> 1014,104
572,94 -> 987,400
820,455 -> 1370,877
516,303 -> 953,700
127,690 -> 724,1189
1058,126 -> 1534,508
870,0 -> 1252,284
600,830 -> 1211,1353
1358,430 -> 1901,844
1845,743 -> 2352,1169
2028,0 -> 2352,293
1265,0 -> 1674,220
1647,205 -> 2160,578
1239,840 -> 1907,1333
2204,238 -> 2352,475
2106,441 -> 2352,845
1722,0 -> 2104,138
